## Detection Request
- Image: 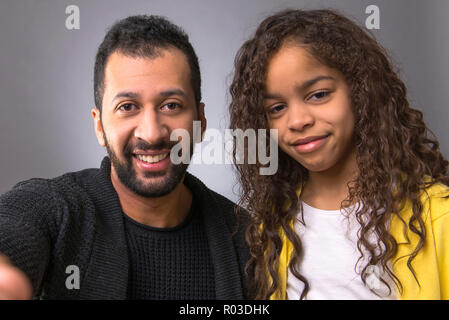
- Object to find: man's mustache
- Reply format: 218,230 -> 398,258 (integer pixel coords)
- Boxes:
124,139 -> 179,155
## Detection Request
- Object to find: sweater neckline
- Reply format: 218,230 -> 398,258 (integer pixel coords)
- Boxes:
122,193 -> 198,233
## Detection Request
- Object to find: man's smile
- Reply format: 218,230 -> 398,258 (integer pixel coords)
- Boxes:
133,153 -> 171,171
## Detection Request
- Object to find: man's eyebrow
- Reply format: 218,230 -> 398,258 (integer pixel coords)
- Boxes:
159,89 -> 186,97
112,91 -> 140,103
111,89 -> 186,103
263,75 -> 335,99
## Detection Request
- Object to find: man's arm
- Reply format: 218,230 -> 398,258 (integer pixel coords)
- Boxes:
0,179 -> 54,299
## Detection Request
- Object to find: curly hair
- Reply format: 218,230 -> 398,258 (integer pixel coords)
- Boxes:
229,9 -> 449,299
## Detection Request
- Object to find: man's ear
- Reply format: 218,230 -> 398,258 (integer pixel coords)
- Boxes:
91,107 -> 106,147
198,102 -> 206,141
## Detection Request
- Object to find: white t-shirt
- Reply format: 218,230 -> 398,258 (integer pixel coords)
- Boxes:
286,201 -> 395,300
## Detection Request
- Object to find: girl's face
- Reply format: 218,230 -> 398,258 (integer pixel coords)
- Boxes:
264,43 -> 356,173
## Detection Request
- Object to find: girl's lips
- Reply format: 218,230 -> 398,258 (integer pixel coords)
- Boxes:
293,134 -> 330,153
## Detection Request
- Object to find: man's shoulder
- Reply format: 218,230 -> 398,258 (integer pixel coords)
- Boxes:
185,172 -> 236,211
0,166 -> 102,215
204,187 -> 251,225
10,167 -> 99,194
205,186 -> 237,211
185,172 -> 250,229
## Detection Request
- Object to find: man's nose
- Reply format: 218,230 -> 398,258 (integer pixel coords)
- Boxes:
133,108 -> 169,144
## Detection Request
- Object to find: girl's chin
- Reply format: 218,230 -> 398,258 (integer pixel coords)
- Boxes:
296,159 -> 332,173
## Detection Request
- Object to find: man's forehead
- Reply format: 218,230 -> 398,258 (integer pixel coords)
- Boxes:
105,50 -> 189,79
103,49 -> 193,98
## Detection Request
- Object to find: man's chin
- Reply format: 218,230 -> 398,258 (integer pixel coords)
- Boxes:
136,172 -> 172,188
125,163 -> 188,198
108,151 -> 189,198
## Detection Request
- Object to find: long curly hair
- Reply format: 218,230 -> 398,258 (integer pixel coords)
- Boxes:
229,9 -> 449,299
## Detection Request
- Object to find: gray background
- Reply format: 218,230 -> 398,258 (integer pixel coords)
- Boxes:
1,0 -> 448,202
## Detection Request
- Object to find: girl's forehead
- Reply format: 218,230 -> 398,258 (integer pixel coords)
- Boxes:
269,44 -> 327,73
266,46 -> 342,86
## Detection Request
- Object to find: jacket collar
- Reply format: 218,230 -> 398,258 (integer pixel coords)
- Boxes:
79,156 -> 129,299
80,157 -> 244,299
184,173 -> 244,299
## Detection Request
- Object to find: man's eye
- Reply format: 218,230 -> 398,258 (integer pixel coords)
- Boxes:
118,103 -> 137,112
161,102 -> 182,111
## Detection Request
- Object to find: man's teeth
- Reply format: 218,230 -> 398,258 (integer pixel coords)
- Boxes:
136,153 -> 169,164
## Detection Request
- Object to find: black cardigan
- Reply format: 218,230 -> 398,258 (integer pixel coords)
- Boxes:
0,157 -> 251,299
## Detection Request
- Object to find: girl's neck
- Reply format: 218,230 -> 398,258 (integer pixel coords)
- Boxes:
301,148 -> 358,210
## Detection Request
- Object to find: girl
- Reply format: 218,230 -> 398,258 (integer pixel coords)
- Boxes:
229,9 -> 449,299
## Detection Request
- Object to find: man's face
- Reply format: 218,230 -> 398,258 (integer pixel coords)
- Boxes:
92,48 -> 205,197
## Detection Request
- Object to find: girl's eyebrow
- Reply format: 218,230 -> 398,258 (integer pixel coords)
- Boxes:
263,75 -> 335,100
300,75 -> 335,90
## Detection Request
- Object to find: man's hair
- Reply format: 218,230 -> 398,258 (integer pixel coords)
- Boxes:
94,15 -> 201,110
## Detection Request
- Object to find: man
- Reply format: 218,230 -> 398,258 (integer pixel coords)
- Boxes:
0,15 -> 250,299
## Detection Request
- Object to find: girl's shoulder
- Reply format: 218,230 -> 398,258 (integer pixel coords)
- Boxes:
394,177 -> 449,223
420,179 -> 449,222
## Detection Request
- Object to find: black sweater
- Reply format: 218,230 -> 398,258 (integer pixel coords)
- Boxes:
124,191 -> 216,299
0,157 -> 250,299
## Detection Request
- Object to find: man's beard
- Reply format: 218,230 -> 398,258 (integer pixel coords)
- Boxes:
104,134 -> 192,198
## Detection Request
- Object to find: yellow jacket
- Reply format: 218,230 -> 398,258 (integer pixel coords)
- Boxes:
271,182 -> 449,300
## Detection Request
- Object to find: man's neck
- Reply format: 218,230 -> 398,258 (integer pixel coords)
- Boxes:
110,168 -> 192,228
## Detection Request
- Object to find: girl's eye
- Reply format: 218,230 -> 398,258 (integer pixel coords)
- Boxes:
161,102 -> 182,111
118,103 -> 137,112
309,91 -> 330,101
268,104 -> 287,114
